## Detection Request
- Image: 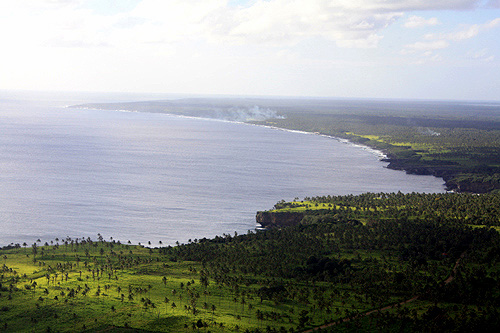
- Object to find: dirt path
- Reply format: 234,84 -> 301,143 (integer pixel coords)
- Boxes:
303,252 -> 466,332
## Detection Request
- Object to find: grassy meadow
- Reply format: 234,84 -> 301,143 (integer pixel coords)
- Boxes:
1,239 -> 272,332
2,192 -> 500,332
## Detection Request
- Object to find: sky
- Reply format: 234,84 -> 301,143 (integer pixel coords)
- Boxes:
0,0 -> 499,101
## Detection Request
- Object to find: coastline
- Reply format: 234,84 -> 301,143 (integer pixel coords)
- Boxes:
71,105 -> 390,163
253,123 -> 454,190
71,106 -> 452,193
69,98 -> 500,194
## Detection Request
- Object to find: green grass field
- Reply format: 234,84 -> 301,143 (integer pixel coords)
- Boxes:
0,235 -> 463,332
2,193 -> 500,332
2,243 -> 258,332
2,239 -> 358,332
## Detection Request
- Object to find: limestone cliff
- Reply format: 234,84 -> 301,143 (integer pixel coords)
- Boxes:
256,211 -> 305,228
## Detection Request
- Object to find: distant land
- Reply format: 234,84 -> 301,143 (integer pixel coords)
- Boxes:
73,98 -> 500,193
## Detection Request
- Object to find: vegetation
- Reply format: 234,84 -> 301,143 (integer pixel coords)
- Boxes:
271,192 -> 500,226
2,192 -> 500,332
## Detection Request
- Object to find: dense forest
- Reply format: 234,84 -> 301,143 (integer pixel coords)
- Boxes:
169,192 -> 500,331
2,192 -> 499,332
271,192 -> 500,227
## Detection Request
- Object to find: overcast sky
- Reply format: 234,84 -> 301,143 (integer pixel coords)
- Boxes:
0,0 -> 499,101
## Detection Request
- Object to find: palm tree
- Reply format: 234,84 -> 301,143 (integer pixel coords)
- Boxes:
32,243 -> 38,261
211,304 -> 216,321
32,281 -> 38,297
164,297 -> 170,313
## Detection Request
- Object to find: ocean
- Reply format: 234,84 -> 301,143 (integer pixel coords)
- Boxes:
0,92 -> 446,246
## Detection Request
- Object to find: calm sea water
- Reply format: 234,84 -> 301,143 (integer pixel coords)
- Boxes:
0,93 -> 445,246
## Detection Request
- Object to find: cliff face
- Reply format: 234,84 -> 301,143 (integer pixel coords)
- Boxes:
256,211 -> 304,228
452,181 -> 500,193
384,158 -> 500,194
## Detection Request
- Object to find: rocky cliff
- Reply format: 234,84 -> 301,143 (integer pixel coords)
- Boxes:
256,211 -> 305,228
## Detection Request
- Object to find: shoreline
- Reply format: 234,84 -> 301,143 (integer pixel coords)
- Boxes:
70,100 -> 500,194
71,105 -> 390,163
71,105 -> 450,189
72,105 -> 472,193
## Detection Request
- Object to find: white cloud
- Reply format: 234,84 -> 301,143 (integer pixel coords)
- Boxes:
336,34 -> 384,48
425,25 -> 480,41
449,25 -> 481,41
403,40 -> 449,53
468,48 -> 495,62
485,17 -> 500,28
209,1 -> 401,47
0,0 -> 83,12
1,0 -> 498,98
402,17 -> 500,61
425,18 -> 500,41
349,0 -> 481,11
0,0 -> 492,51
412,54 -> 442,65
404,16 -> 440,28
